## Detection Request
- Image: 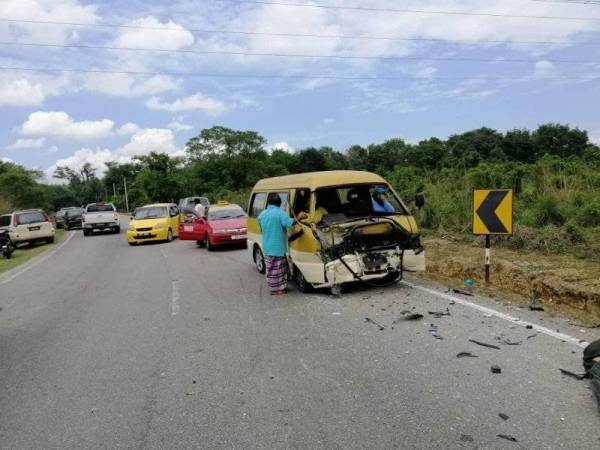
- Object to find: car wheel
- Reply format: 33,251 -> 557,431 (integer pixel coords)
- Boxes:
64,223 -> 69,231
295,267 -> 313,293
206,234 -> 215,251
46,236 -> 55,244
128,241 -> 137,246
115,226 -> 121,234
196,239 -> 206,248
83,229 -> 90,236
167,229 -> 173,242
253,246 -> 265,274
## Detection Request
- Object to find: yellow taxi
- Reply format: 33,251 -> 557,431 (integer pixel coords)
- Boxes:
126,203 -> 181,245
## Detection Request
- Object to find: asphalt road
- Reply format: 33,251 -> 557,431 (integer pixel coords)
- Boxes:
1,226 -> 599,449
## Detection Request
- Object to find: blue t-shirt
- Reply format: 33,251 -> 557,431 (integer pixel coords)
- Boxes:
372,198 -> 395,213
258,205 -> 295,257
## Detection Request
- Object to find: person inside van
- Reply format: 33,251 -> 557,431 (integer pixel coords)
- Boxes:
296,189 -> 327,224
372,186 -> 395,213
258,193 -> 299,296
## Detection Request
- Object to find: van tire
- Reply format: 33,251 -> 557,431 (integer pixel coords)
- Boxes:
253,246 -> 265,274
166,229 -> 173,242
46,236 -> 55,244
295,267 -> 313,293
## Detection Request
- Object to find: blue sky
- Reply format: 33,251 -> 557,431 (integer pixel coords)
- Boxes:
1,0 -> 600,180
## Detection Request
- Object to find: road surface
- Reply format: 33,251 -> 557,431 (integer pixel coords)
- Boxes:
1,226 -> 599,449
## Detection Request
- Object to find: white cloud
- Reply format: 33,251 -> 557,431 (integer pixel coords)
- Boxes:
117,122 -> 141,136
83,73 -> 181,97
0,0 -> 98,45
21,111 -> 114,140
1,156 -> 14,163
46,127 -> 180,180
114,16 -> 194,51
267,141 -> 294,153
168,117 -> 194,131
5,138 -> 46,150
146,93 -> 227,115
0,79 -> 46,106
533,60 -> 557,79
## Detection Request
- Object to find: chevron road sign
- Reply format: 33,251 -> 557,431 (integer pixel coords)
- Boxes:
473,189 -> 513,236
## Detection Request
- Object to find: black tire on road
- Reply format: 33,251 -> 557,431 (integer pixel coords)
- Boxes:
114,226 -> 120,234
254,246 -> 265,274
47,236 -> 55,244
83,229 -> 90,236
206,234 -> 214,251
196,239 -> 206,247
295,267 -> 313,293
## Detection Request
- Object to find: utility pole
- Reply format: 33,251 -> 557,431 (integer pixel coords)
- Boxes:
123,177 -> 129,213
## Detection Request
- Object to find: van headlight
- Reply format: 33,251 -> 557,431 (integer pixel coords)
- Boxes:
154,223 -> 165,230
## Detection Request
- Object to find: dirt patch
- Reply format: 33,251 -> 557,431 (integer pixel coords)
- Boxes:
419,237 -> 600,324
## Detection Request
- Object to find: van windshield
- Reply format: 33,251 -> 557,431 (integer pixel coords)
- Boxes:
314,184 -> 405,222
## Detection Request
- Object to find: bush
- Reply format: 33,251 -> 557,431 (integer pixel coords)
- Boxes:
575,200 -> 600,227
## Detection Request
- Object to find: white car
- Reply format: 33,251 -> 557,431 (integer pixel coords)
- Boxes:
82,202 -> 120,236
0,210 -> 55,245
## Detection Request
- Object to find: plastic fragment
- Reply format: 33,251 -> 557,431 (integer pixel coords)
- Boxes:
469,339 -> 501,350
491,365 -> 502,374
497,434 -> 518,442
499,413 -> 509,421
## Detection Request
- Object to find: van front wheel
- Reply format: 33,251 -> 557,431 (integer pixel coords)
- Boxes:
254,246 -> 265,274
295,267 -> 312,293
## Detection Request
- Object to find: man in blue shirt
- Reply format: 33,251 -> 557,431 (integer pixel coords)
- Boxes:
371,186 -> 395,213
258,193 -> 303,295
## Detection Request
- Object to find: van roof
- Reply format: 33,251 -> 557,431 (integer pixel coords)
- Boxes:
252,170 -> 387,191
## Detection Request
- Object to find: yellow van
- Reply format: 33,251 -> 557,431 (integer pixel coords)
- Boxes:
247,170 -> 425,292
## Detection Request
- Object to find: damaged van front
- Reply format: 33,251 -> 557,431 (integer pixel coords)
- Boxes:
247,171 -> 425,292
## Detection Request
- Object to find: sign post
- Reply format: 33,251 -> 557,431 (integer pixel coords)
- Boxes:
473,189 -> 513,284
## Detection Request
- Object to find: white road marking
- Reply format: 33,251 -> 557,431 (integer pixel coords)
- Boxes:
401,280 -> 589,348
171,280 -> 180,316
0,231 -> 76,286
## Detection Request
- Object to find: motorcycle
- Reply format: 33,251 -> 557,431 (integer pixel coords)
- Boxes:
0,229 -> 14,259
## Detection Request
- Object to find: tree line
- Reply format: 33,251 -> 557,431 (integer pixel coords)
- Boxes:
1,123 -> 599,255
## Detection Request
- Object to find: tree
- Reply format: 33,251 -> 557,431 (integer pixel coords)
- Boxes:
347,145 -> 369,170
447,127 -> 504,168
134,152 -> 185,203
532,123 -> 589,159
186,126 -> 266,160
502,129 -> 536,163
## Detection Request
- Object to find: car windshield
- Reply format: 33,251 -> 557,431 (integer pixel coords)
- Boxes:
314,184 -> 405,221
67,208 -> 84,216
208,206 -> 245,220
134,207 -> 167,220
87,204 -> 115,212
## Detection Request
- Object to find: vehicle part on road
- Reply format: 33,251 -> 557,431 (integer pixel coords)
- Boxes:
460,434 -> 474,442
393,313 -> 423,323
497,434 -> 518,442
428,308 -> 451,318
491,365 -> 502,374
526,324 -> 533,329
499,412 -> 510,421
456,352 -> 478,358
583,339 -> 600,374
452,288 -> 474,296
559,368 -> 586,380
469,339 -> 501,350
365,317 -> 385,331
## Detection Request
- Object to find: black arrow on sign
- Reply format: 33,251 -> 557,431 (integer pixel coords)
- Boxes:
476,190 -> 508,233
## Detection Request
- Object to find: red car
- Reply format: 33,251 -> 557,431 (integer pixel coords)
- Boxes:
178,202 -> 247,250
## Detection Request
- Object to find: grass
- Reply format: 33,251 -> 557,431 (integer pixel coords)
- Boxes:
0,229 -> 65,275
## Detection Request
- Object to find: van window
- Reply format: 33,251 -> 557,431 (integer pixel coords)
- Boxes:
315,184 -> 405,218
272,192 -> 289,212
249,193 -> 267,217
293,189 -> 310,215
16,211 -> 46,225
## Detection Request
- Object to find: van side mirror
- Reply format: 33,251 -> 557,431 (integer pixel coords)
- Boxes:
414,193 -> 425,208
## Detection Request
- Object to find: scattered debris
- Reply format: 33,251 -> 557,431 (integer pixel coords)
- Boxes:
497,434 -> 518,443
460,434 -> 474,442
464,278 -> 474,288
332,312 -> 341,316
449,300 -> 456,305
525,325 -> 533,329
393,313 -> 423,324
429,324 -> 438,333
527,334 -> 537,339
452,288 -> 474,296
365,317 -> 385,331
469,339 -> 501,350
499,338 -> 522,346
559,368 -> 586,381
428,308 -> 451,318
186,391 -> 199,396
457,352 -> 478,358
491,365 -> 502,374
499,413 -> 510,421
361,296 -> 371,300
432,334 -> 444,340
203,317 -> 210,321
192,380 -> 197,384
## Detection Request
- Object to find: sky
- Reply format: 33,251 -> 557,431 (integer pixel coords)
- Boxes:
1,0 -> 600,181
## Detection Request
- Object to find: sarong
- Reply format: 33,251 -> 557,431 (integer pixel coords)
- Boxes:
265,256 -> 287,292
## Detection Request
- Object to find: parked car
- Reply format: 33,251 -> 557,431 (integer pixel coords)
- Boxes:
64,207 -> 84,230
82,202 -> 120,236
178,196 -> 210,210
0,210 -> 55,246
127,203 -> 181,245
178,201 -> 247,250
55,206 -> 78,229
